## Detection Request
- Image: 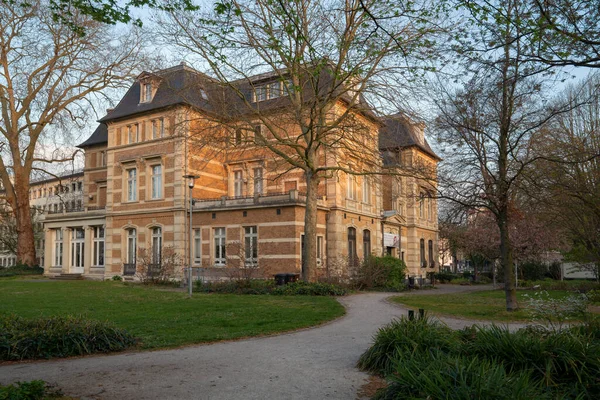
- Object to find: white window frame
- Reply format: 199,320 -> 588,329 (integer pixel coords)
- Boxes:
362,177 -> 371,204
151,165 -> 162,199
234,170 -> 244,197
254,86 -> 267,102
266,81 -> 280,99
347,174 -> 357,200
54,229 -> 63,267
143,82 -> 152,103
253,167 -> 263,195
127,229 -> 137,264
127,168 -> 137,202
193,228 -> 202,265
93,226 -> 105,267
214,227 -> 226,266
151,227 -> 162,264
317,235 -> 323,265
71,228 -> 85,268
244,226 -> 258,267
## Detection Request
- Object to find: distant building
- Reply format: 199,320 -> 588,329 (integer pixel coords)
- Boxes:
0,171 -> 83,267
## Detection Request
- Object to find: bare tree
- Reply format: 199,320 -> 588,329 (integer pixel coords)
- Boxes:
532,74 -> 600,280
0,1 -> 144,265
158,0 -> 443,281
136,245 -> 183,284
432,0 -> 579,310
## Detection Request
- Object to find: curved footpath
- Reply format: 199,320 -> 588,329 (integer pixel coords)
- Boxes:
0,285 -> 525,400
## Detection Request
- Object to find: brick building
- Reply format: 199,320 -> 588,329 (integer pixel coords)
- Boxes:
42,63 -> 439,280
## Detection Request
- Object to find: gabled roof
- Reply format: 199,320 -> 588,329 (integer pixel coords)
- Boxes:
77,123 -> 108,148
379,114 -> 440,161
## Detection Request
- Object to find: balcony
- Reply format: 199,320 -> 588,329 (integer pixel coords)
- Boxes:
44,205 -> 106,221
193,190 -> 325,210
123,263 -> 136,276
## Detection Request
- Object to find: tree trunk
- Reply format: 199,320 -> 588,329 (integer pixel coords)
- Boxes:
302,170 -> 319,282
14,179 -> 36,266
499,209 -> 518,311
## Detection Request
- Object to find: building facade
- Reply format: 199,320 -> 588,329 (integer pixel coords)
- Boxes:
0,172 -> 84,267
42,64 -> 439,280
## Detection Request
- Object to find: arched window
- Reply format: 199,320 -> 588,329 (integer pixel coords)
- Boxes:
420,238 -> 426,268
152,227 -> 162,263
348,227 -> 357,265
363,230 -> 371,260
428,240 -> 434,268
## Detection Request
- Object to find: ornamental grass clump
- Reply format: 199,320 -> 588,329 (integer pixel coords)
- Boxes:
360,316 -> 600,399
357,315 -> 456,376
459,324 -> 600,396
0,314 -> 137,360
375,351 -> 550,400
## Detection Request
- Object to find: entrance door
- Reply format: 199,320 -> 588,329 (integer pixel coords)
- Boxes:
71,228 -> 85,273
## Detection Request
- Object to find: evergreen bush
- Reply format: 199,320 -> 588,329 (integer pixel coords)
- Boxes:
0,314 -> 136,360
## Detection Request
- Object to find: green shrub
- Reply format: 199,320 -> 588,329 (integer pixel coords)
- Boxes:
195,280 -> 347,296
357,315 -> 456,376
375,352 -> 549,400
195,279 -> 274,294
0,314 -> 137,360
271,281 -> 348,296
546,262 -> 562,280
519,261 -> 549,281
360,317 -> 600,398
111,275 -> 123,281
0,380 -> 52,400
433,271 -> 461,283
353,256 -> 407,291
0,265 -> 44,278
587,289 -> 600,303
460,324 -> 600,397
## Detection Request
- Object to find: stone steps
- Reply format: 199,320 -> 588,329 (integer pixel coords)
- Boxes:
50,273 -> 84,281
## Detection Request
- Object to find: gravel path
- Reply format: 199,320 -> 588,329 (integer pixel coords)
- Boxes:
0,285 -> 524,400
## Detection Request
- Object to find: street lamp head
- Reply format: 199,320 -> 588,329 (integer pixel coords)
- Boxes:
183,174 -> 200,189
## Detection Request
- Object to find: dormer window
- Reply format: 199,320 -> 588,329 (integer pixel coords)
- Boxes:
252,79 -> 292,102
142,82 -> 152,103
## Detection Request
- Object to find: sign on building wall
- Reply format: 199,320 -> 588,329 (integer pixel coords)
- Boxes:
384,233 -> 399,248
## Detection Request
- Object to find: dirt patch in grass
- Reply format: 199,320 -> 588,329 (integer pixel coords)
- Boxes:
356,375 -> 387,399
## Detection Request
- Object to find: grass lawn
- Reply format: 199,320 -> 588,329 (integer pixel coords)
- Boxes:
0,280 -> 345,349
391,289 -> 596,322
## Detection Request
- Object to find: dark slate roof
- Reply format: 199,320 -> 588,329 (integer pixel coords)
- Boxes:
96,63 -> 378,123
99,64 -> 215,122
379,114 -> 440,161
77,123 -> 108,148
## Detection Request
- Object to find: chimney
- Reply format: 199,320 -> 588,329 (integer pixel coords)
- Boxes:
106,108 -> 114,113
414,122 -> 426,145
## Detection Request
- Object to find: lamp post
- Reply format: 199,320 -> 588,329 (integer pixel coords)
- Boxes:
184,174 -> 199,297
